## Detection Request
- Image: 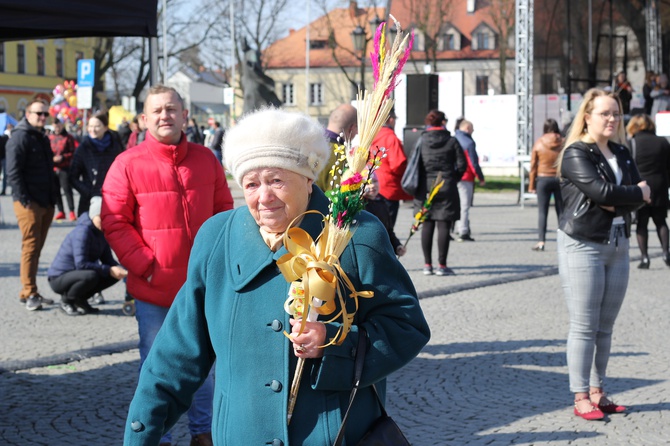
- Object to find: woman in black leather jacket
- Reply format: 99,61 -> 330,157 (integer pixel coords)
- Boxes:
557,89 -> 650,420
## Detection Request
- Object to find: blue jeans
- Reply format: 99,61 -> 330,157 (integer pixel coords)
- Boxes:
135,299 -> 213,442
557,228 -> 629,393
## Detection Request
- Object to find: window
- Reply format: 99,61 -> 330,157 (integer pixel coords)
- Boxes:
37,46 -> 45,76
309,40 -> 328,50
475,32 -> 490,50
0,43 -> 4,72
309,83 -> 323,105
476,75 -> 488,95
75,51 -> 84,65
440,33 -> 458,51
56,49 -> 63,77
281,83 -> 294,105
17,44 -> 25,74
414,32 -> 425,52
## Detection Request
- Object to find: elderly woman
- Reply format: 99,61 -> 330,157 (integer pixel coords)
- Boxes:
557,89 -> 650,420
124,108 -> 430,445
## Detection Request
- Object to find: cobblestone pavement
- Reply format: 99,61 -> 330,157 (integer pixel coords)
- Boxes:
1,189 -> 668,445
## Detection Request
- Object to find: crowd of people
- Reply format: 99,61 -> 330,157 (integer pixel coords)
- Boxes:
3,80 -> 669,442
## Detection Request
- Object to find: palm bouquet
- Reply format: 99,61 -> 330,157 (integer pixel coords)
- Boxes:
276,16 -> 414,424
402,174 -> 444,249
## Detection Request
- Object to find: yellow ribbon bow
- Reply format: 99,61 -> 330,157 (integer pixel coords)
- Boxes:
277,211 -> 373,346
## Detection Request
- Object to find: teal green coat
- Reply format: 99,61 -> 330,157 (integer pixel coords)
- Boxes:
124,189 -> 430,445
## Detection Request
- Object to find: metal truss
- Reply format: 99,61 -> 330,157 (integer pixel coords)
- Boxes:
515,0 -> 533,157
646,0 -> 662,73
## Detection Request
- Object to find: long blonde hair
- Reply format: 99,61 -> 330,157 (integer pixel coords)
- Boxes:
557,88 -> 626,175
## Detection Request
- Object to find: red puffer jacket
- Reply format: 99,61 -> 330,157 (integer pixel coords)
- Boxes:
371,126 -> 413,201
101,131 -> 234,307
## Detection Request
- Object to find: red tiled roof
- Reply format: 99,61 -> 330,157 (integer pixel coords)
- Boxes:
264,0 -> 508,69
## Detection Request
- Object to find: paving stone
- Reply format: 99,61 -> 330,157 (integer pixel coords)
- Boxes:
1,191 -> 668,444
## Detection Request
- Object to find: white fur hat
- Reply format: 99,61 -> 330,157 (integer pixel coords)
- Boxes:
224,108 -> 330,186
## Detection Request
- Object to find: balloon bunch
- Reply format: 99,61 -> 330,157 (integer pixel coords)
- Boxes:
49,80 -> 82,124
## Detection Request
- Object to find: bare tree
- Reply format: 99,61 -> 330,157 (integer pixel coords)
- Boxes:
483,0 -> 515,94
103,0 -> 223,106
313,0 -> 383,93
402,0 -> 453,72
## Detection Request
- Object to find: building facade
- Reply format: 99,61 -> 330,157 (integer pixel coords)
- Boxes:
0,38 -> 95,117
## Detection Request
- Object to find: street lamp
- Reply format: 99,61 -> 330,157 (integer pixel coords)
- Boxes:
351,26 -> 366,52
351,25 -> 367,92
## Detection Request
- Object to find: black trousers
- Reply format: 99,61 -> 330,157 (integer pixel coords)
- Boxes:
49,270 -> 119,304
55,169 -> 75,213
536,177 -> 563,243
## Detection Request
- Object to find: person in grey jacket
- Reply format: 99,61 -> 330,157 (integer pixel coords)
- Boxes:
454,119 -> 485,241
650,73 -> 670,118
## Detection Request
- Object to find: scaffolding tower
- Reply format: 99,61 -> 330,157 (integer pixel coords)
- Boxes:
515,0 -> 534,206
646,0 -> 662,73
515,0 -> 533,157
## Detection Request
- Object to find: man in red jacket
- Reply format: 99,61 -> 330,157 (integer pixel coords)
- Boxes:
370,108 -> 412,229
101,85 -> 233,446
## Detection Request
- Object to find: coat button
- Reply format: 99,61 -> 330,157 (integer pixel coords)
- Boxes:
271,439 -> 284,446
130,420 -> 144,432
269,380 -> 282,392
270,319 -> 283,332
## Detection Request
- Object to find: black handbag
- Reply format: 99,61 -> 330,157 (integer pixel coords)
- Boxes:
401,139 -> 422,197
333,328 -> 411,446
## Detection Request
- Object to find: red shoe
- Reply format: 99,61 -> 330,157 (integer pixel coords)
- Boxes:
68,211 -> 77,221
573,397 -> 604,420
598,401 -> 626,413
590,389 -> 626,413
54,211 -> 66,220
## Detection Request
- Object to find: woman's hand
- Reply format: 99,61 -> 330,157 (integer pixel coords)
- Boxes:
638,181 -> 652,203
290,318 -> 326,359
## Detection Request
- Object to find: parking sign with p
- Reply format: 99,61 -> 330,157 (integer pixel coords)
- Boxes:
77,59 -> 95,88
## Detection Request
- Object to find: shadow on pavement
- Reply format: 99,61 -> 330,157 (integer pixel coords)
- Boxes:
387,340 -> 662,445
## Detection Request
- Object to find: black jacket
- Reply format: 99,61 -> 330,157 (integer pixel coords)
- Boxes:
629,130 -> 670,208
413,128 -> 467,221
559,141 -> 645,243
69,131 -> 124,198
6,118 -> 57,207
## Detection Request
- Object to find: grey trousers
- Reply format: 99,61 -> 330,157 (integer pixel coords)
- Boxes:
456,181 -> 474,236
557,228 -> 629,393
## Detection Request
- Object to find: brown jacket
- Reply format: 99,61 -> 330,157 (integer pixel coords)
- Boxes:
529,132 -> 562,191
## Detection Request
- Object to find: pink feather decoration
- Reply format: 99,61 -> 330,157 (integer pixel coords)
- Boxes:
370,22 -> 385,89
384,29 -> 414,98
